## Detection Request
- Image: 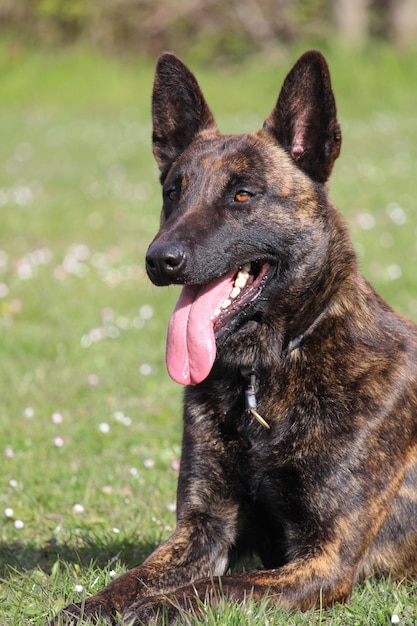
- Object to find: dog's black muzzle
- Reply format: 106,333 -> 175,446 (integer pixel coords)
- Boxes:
146,241 -> 187,286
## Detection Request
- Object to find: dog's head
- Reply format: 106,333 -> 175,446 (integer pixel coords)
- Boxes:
146,52 -> 343,385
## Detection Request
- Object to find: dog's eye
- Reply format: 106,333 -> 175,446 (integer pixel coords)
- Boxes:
167,189 -> 178,202
234,190 -> 252,203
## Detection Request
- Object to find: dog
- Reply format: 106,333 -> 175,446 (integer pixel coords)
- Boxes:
51,50 -> 417,625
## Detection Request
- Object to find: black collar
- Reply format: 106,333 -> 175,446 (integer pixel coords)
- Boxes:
283,305 -> 330,358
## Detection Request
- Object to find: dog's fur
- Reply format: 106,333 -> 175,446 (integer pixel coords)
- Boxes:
52,51 -> 417,625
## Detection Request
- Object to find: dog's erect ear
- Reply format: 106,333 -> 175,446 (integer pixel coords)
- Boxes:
152,53 -> 217,177
263,50 -> 341,183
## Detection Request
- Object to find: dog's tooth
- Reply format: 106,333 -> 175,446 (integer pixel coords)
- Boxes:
229,287 -> 241,299
211,308 -> 221,320
242,263 -> 251,272
221,299 -> 232,310
235,272 -> 249,289
234,270 -> 249,289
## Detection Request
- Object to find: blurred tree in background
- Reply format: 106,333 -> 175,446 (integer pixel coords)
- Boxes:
0,0 -> 415,61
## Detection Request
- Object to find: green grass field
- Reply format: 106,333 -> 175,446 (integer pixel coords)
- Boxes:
1,40 -> 417,625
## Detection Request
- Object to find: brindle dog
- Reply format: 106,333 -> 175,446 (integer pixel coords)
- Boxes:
51,51 -> 417,625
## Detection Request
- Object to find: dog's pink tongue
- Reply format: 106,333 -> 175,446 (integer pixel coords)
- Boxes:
166,271 -> 235,385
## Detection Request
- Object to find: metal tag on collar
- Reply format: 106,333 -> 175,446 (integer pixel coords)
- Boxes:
241,367 -> 270,430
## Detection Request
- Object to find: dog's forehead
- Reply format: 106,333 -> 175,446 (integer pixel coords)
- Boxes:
174,130 -> 291,181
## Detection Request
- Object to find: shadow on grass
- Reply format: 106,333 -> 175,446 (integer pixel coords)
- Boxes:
0,535 -> 159,578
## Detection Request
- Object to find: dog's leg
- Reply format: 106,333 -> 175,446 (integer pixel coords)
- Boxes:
49,434 -> 240,625
122,445 -> 411,625
49,515 -> 237,624
124,555 -> 355,625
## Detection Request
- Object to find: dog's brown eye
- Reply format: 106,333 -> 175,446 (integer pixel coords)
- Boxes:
234,190 -> 252,203
168,189 -> 178,202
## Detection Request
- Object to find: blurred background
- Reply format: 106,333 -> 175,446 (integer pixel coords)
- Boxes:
0,0 -> 416,60
1,2 -> 417,622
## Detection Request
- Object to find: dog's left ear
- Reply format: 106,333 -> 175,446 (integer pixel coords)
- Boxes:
263,50 -> 341,184
152,53 -> 217,179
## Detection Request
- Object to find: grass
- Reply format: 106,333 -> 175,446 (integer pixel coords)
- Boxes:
0,38 -> 417,624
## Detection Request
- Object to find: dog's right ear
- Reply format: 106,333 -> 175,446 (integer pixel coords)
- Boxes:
152,54 -> 217,179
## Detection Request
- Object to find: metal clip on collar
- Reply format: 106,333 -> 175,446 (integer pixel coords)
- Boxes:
241,367 -> 270,430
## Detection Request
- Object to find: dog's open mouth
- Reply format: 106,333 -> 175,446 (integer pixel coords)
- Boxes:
166,262 -> 271,386
212,261 -> 270,333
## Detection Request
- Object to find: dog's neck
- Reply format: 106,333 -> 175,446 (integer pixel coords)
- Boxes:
240,304 -> 330,430
283,305 -> 330,358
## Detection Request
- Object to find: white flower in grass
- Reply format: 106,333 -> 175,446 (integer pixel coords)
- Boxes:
73,503 -> 84,514
139,305 -> 153,320
139,363 -> 152,376
356,212 -> 375,231
4,507 -> 13,518
387,204 -> 407,225
391,615 -> 400,624
14,520 -> 24,529
99,422 -> 110,434
74,584 -> 84,593
385,264 -> 402,281
113,411 -> 131,426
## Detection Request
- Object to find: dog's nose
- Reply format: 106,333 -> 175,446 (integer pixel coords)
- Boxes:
146,242 -> 187,285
